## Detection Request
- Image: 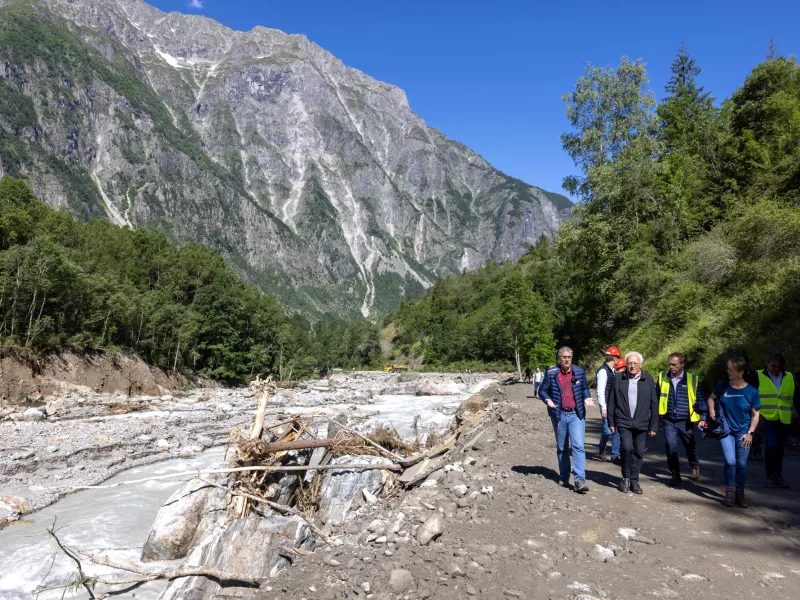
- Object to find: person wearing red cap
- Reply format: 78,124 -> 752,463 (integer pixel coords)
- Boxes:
597,347 -> 621,463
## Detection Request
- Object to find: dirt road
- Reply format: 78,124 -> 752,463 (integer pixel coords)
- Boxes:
262,381 -> 800,600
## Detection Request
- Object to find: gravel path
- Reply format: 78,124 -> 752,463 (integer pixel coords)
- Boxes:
259,381 -> 800,600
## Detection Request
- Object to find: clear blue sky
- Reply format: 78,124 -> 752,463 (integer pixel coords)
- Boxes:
149,0 -> 799,199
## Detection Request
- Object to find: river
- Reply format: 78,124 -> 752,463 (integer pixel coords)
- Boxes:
0,389 -> 481,599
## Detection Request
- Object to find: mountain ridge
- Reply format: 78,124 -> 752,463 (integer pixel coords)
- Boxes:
0,0 -> 569,317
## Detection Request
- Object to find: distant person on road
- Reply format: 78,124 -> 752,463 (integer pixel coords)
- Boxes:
658,353 -> 704,487
538,347 -> 595,493
524,366 -> 532,382
533,367 -> 544,397
608,352 -> 659,495
596,346 -> 621,463
708,356 -> 761,507
757,352 -> 798,488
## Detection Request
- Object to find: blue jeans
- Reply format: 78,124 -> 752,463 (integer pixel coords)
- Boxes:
551,411 -> 586,481
599,417 -> 620,458
720,431 -> 750,490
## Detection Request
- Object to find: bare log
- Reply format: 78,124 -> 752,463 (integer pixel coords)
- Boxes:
37,524 -> 262,599
249,388 -> 271,440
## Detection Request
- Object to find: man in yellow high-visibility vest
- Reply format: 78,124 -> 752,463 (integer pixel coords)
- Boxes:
758,352 -> 799,488
658,353 -> 704,487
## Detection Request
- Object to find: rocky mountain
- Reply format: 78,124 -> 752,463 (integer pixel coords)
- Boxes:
0,0 -> 570,317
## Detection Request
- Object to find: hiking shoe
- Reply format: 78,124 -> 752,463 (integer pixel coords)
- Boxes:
557,479 -> 570,488
723,486 -> 735,507
598,451 -> 612,462
689,464 -> 700,480
618,478 -> 630,493
775,476 -> 790,489
668,471 -> 682,487
631,480 -> 643,494
735,489 -> 749,508
764,474 -> 777,488
574,479 -> 590,494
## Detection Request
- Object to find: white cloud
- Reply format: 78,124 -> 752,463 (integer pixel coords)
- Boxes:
188,0 -> 204,9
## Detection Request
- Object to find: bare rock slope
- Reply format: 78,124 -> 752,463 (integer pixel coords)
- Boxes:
0,0 -> 569,316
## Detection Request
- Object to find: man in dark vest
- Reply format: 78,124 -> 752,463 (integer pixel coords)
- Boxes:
658,353 -> 704,486
596,346 -> 621,463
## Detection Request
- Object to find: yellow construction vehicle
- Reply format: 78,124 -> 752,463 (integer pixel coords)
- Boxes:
383,364 -> 408,373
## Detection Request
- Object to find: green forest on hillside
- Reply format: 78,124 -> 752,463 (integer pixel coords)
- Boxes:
389,48 -> 800,383
0,177 -> 382,382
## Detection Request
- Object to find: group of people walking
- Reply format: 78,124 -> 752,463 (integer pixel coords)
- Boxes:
536,347 -> 798,506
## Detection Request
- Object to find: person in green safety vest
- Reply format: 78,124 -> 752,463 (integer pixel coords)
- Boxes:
758,352 -> 800,488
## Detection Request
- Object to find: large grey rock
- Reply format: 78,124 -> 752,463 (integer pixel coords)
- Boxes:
6,0 -> 568,318
157,513 -> 311,600
389,569 -> 416,593
23,408 -> 45,422
142,473 -> 229,561
416,513 -> 444,545
416,379 -> 464,396
317,456 -> 391,526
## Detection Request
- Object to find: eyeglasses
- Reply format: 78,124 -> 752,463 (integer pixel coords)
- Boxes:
627,362 -> 641,366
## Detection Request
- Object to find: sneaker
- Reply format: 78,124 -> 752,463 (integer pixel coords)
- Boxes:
557,479 -> 570,488
764,474 -> 777,488
618,478 -> 630,493
631,480 -> 643,494
668,471 -> 682,487
775,476 -> 790,489
574,478 -> 590,494
689,464 -> 700,480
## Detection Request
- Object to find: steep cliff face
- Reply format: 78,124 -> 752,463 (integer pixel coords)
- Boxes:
0,0 -> 569,316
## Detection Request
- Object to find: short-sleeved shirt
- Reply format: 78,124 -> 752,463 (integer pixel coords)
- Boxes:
719,383 -> 761,433
558,370 -> 576,409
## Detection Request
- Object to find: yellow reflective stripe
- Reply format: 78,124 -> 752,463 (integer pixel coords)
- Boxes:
760,404 -> 784,410
777,395 -> 793,401
760,394 -> 779,399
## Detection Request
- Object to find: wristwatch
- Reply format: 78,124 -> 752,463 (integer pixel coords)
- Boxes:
747,431 -> 756,436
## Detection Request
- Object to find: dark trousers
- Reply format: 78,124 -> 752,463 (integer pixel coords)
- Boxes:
662,417 -> 698,472
619,427 -> 647,482
763,419 -> 791,477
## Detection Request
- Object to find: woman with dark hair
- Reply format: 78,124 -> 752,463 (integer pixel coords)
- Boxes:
708,357 -> 761,507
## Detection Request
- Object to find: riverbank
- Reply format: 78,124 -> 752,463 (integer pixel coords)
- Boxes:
0,371 -> 498,526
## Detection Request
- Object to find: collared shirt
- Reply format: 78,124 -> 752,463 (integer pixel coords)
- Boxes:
558,369 -> 576,409
534,370 -> 544,383
768,370 -> 783,392
627,373 -> 641,416
670,370 -> 684,391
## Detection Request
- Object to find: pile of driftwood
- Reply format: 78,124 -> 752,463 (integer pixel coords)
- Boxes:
37,376 -> 460,598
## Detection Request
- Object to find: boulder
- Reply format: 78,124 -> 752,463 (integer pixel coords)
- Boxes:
389,569 -> 416,593
157,513 -> 311,599
0,495 -> 31,515
23,408 -> 45,422
142,473 -> 229,561
416,378 -> 463,396
416,513 -> 444,545
316,456 -> 391,526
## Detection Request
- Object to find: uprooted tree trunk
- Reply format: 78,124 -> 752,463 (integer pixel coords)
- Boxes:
37,521 -> 264,600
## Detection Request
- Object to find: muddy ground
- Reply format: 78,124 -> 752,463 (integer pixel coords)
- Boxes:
260,381 -> 800,600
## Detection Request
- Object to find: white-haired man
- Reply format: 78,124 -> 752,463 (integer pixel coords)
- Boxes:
608,352 -> 659,494
538,346 -> 595,493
